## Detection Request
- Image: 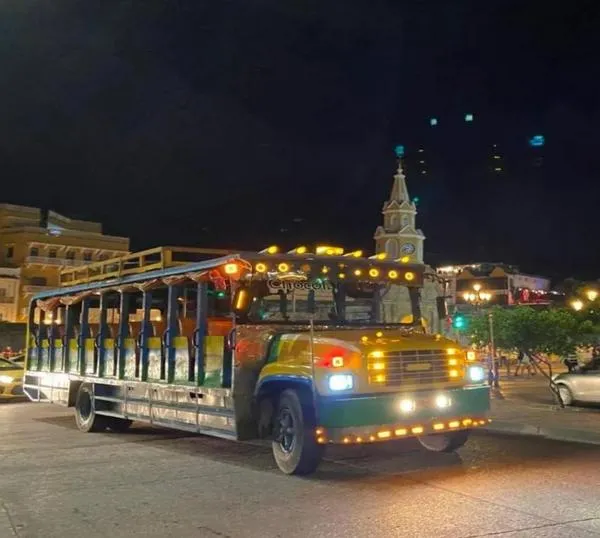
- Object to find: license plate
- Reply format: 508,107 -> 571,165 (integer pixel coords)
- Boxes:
405,362 -> 432,372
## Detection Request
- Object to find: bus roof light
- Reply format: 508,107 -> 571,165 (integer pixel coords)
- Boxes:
260,246 -> 279,254
369,253 -> 387,260
316,246 -> 344,256
224,263 -> 239,275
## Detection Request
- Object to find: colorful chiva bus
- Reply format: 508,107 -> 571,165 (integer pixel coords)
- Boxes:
24,246 -> 490,475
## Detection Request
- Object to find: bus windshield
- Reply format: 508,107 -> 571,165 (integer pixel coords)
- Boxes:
244,278 -> 419,325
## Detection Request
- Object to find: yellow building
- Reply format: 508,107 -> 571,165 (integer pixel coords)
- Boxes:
0,204 -> 130,322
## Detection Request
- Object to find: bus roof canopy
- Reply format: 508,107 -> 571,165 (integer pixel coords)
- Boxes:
31,246 -> 425,302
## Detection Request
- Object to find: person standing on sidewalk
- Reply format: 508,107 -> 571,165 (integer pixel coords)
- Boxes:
514,350 -> 534,376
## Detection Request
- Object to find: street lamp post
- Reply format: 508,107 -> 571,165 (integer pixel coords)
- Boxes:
570,288 -> 598,312
463,283 -> 497,387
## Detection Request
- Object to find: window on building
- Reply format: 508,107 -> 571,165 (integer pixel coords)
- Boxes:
83,251 -> 92,262
66,250 -> 75,261
29,277 -> 47,286
30,247 -> 39,257
98,253 -> 108,261
49,248 -> 57,258
402,215 -> 410,227
385,239 -> 398,259
6,246 -> 14,259
0,289 -> 6,297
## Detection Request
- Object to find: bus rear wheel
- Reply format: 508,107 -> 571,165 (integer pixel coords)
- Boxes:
418,430 -> 470,452
272,389 -> 324,475
74,383 -> 109,433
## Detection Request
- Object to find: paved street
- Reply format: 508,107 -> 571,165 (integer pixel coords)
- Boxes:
2,401 -> 600,538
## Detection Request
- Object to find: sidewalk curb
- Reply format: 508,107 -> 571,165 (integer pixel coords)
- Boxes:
484,421 -> 600,447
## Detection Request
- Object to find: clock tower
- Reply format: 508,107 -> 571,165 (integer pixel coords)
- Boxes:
374,155 -> 425,262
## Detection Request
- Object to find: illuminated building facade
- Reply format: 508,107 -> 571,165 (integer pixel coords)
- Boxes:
436,263 -> 557,310
0,204 -> 130,322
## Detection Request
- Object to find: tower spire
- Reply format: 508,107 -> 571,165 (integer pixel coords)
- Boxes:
389,157 -> 410,203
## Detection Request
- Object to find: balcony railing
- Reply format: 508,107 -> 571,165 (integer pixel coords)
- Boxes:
24,256 -> 89,267
21,285 -> 54,294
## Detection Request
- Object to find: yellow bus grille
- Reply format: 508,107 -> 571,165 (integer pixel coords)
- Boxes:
368,350 -> 454,387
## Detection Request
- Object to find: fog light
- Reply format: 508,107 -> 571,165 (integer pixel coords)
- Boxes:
329,374 -> 353,391
435,394 -> 451,409
399,399 -> 415,413
468,366 -> 485,383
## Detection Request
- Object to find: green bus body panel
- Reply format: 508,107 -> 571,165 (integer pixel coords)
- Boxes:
317,386 -> 490,428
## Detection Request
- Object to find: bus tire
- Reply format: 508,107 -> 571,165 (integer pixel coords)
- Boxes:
74,383 -> 108,433
418,430 -> 470,453
272,389 -> 324,475
106,417 -> 133,432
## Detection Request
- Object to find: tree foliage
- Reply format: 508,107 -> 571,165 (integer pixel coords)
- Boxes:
469,306 -> 598,357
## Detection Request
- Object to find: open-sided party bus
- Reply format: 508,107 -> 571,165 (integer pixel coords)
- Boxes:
23,245 -> 489,475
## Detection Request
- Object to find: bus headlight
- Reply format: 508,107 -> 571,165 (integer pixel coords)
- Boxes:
328,374 -> 353,391
399,399 -> 415,413
0,375 -> 13,384
467,366 -> 485,383
434,394 -> 451,409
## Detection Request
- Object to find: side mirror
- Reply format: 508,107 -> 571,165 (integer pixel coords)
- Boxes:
436,297 -> 448,319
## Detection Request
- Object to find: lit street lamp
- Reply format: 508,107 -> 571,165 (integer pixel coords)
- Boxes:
463,283 -> 493,307
586,289 -> 598,302
571,299 -> 584,312
570,288 -> 598,312
462,283 -> 498,387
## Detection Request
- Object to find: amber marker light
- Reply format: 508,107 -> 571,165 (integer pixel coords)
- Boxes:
278,262 -> 290,272
411,426 -> 424,434
405,272 -> 415,281
377,431 -> 391,439
255,263 -> 267,273
354,269 -> 362,276
369,268 -> 380,278
224,263 -> 239,275
388,270 -> 398,279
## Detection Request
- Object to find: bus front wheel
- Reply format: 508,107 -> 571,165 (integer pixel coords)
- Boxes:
272,389 -> 324,475
74,383 -> 109,433
418,430 -> 470,453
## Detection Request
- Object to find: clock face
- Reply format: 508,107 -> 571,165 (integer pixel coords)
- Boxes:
400,243 -> 415,255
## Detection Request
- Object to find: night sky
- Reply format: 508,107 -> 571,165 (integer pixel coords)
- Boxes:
1,1 -> 599,280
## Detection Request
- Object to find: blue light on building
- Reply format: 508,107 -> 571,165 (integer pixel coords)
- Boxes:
429,117 -> 438,126
529,135 -> 545,147
394,145 -> 405,158
464,113 -> 474,122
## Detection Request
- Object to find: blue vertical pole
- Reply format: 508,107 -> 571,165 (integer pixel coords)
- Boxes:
165,285 -> 179,383
97,294 -> 107,376
78,298 -> 90,375
117,292 -> 130,379
140,290 -> 152,381
64,305 -> 74,372
194,282 -> 207,385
